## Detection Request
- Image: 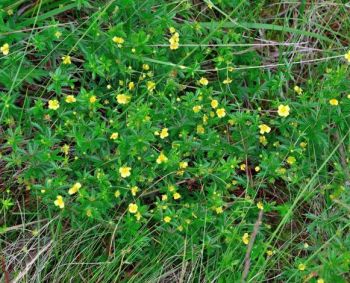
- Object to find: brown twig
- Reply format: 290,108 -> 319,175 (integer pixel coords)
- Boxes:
1,255 -> 10,283
242,209 -> 264,282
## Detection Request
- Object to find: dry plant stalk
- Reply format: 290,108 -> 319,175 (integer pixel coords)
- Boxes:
242,209 -> 264,282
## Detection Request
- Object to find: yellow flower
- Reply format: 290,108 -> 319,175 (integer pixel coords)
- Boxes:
287,156 -> 296,165
54,195 -> 65,209
329,98 -> 338,106
300,142 -> 307,148
169,41 -> 179,50
255,166 -> 260,172
86,209 -> 92,217
344,50 -> 350,63
119,166 -> 131,178
170,32 -> 179,40
68,182 -> 82,195
142,64 -> 150,71
160,128 -> 169,139
240,164 -> 246,171
242,233 -> 250,245
257,201 -> 264,210
169,32 -> 179,50
179,161 -> 188,169
89,95 -> 97,103
168,185 -> 175,192
294,85 -> 303,95
193,105 -> 202,113
114,190 -> 121,198
48,99 -> 60,110
169,27 -> 176,34
163,216 -> 171,223
110,132 -> 119,140
128,203 -> 138,214
215,206 -> 223,214
112,36 -> 124,44
61,144 -> 70,155
211,99 -> 218,109
116,94 -> 131,104
147,81 -> 156,92
62,55 -> 71,65
216,108 -> 226,118
277,104 -> 290,117
65,95 -> 76,103
173,192 -> 181,200
1,43 -> 10,55
197,124 -> 205,134
128,81 -> 135,90
203,114 -> 208,124
131,186 -> 139,196
223,78 -> 232,84
55,31 -> 62,39
266,250 -> 273,256
317,279 -> 324,283
298,263 -> 306,271
135,212 -> 142,221
259,135 -> 268,146
199,77 -> 209,86
156,152 -> 168,164
258,124 -> 271,134
161,194 -> 168,201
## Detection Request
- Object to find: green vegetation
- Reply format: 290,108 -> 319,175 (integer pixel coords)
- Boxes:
1,1 -> 350,282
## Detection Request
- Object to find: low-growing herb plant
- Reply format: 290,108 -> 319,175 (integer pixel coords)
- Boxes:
1,1 -> 350,282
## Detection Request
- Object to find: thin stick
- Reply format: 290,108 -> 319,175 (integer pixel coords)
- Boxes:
3,219 -> 48,233
242,210 -> 264,282
1,255 -> 10,283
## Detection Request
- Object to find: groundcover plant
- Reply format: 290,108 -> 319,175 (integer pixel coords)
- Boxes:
1,0 -> 350,282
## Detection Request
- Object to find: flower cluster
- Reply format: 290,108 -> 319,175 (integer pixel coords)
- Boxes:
169,28 -> 180,50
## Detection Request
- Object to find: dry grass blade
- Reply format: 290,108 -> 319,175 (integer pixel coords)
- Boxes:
242,209 -> 264,282
12,240 -> 53,283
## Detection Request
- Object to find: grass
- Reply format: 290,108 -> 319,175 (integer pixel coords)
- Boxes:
1,0 -> 350,282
